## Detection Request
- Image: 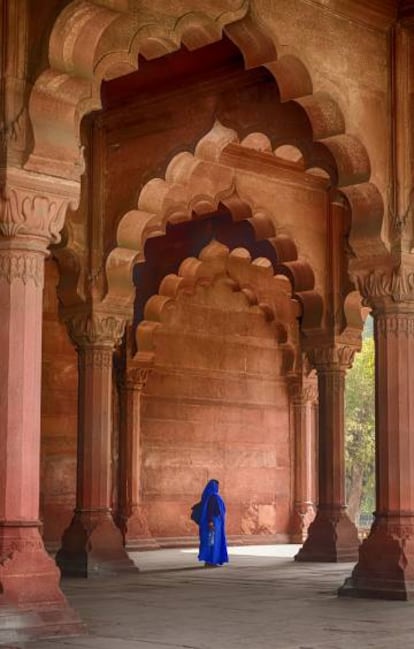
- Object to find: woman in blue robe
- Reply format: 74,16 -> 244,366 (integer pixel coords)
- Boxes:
197,479 -> 228,567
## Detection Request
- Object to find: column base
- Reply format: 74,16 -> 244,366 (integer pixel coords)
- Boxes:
295,507 -> 359,562
120,506 -> 159,550
56,511 -> 138,578
0,525 -> 81,643
338,516 -> 414,600
290,503 -> 315,544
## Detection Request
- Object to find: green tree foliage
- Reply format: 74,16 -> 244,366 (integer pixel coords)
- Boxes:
345,333 -> 375,524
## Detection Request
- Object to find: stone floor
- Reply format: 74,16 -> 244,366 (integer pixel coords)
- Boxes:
8,545 -> 414,648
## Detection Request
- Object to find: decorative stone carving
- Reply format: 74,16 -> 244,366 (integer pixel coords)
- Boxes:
0,168 -> 79,243
80,347 -> 113,368
376,313 -> 414,337
389,194 -> 413,241
0,106 -> 28,153
354,266 -> 414,305
0,523 -> 44,555
288,379 -> 318,405
125,366 -> 152,391
0,250 -> 44,287
307,343 -> 357,370
64,311 -> 126,348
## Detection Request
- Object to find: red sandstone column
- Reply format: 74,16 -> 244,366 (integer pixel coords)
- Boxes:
118,366 -> 156,549
289,378 -> 317,543
0,171 -> 80,639
296,345 -> 360,562
56,314 -> 136,577
340,306 -> 414,599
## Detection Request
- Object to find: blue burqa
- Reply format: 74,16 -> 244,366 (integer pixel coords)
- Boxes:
198,480 -> 229,565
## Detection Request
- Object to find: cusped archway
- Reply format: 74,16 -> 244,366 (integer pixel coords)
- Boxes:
27,0 -> 385,271
31,2 -> 388,340
102,121 -> 342,340
134,240 -> 301,540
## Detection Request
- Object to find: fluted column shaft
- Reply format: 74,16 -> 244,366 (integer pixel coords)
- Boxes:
0,168 -> 80,637
118,368 -> 154,548
341,307 -> 414,599
0,244 -> 45,532
0,242 -> 65,600
318,366 -> 346,509
296,345 -> 360,562
77,345 -> 114,512
289,381 -> 317,543
56,315 -> 137,577
374,313 -> 414,516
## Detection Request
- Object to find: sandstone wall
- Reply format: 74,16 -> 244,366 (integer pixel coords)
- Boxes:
140,275 -> 293,540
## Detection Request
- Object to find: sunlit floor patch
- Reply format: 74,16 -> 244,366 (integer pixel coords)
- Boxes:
181,544 -> 301,557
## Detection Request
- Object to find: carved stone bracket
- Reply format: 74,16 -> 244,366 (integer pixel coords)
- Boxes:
64,310 -> 127,349
0,167 -> 79,244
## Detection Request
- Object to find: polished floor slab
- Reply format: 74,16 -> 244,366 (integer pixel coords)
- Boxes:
6,545 -> 414,649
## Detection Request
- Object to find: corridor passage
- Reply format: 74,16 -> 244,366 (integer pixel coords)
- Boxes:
13,546 -> 414,649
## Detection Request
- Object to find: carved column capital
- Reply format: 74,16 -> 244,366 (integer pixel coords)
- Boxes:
125,366 -> 152,392
64,310 -> 127,349
352,262 -> 414,312
307,343 -> 357,371
0,168 -> 79,244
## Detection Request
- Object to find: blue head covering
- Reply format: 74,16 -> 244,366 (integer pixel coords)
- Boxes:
199,479 -> 225,521
198,479 -> 228,565
201,479 -> 219,501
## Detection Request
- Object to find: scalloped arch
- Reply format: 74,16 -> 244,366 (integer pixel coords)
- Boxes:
136,240 -> 297,370
104,121 -> 323,335
29,0 -> 387,338
26,0 -> 249,178
26,0 -> 383,224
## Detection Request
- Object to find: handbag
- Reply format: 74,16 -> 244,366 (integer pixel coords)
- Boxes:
190,501 -> 202,524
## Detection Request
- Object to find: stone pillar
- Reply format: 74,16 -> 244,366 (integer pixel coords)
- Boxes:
118,366 -> 156,549
56,313 -> 137,577
340,304 -> 414,599
0,169 -> 80,640
289,378 -> 317,543
296,345 -> 360,562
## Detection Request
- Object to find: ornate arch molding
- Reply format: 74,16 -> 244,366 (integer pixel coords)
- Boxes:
26,0 -> 250,179
105,121 -> 323,334
136,239 -> 298,374
26,0 -> 386,243
32,1 -> 388,337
